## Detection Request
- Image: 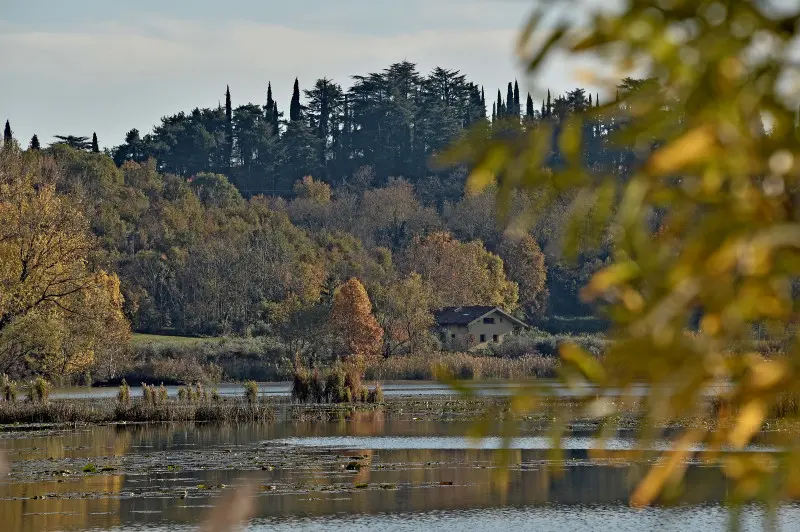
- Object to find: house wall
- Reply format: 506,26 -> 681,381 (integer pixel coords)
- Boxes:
441,310 -> 519,351
467,315 -> 516,349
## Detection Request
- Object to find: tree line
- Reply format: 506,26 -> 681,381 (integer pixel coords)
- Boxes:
3,63 -> 675,382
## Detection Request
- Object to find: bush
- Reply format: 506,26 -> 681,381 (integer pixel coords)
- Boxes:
291,362 -> 311,403
28,377 -> 50,405
310,368 -> 325,403
325,364 -> 347,403
2,374 -> 17,403
244,380 -> 259,404
118,380 -> 131,406
158,384 -> 168,403
367,383 -> 384,403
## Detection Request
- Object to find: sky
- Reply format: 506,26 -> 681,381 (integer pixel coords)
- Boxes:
0,0 -> 608,149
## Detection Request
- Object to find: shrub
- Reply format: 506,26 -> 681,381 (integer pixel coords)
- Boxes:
291,363 -> 311,403
2,374 -> 18,403
117,380 -> 131,406
244,380 -> 259,404
344,366 -> 362,400
158,384 -> 168,403
310,368 -> 325,403
29,377 -> 50,405
358,387 -> 369,403
177,387 -> 188,402
325,364 -> 347,403
367,383 -> 384,404
141,383 -> 154,405
195,382 -> 208,403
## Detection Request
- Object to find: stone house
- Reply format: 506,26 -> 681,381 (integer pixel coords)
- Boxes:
434,306 -> 528,351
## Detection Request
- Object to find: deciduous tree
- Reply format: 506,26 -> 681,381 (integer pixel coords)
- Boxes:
329,278 -> 383,360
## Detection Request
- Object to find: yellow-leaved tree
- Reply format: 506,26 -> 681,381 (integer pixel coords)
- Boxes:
439,0 -> 800,514
0,146 -> 130,381
330,278 -> 384,361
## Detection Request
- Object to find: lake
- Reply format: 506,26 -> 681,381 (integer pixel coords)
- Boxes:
0,397 -> 795,531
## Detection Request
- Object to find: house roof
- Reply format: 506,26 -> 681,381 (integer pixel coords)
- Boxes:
434,306 -> 528,328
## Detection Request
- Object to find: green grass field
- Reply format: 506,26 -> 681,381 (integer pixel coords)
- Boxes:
131,333 -> 221,347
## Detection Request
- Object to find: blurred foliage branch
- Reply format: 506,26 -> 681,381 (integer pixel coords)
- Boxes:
442,0 -> 800,512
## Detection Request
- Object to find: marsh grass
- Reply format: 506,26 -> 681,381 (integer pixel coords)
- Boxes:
28,377 -> 50,405
1,374 -> 17,403
244,381 -> 259,404
0,396 -> 273,424
293,362 -> 383,404
365,353 -> 559,381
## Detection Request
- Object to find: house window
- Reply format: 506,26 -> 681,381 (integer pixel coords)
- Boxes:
493,335 -> 499,342
479,334 -> 486,342
483,317 -> 495,324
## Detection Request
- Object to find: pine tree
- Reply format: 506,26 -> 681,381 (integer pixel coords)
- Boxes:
513,80 -> 521,117
290,78 -> 301,122
91,132 -> 99,153
526,93 -> 534,118
29,134 -> 40,150
225,86 -> 233,168
3,120 -> 11,145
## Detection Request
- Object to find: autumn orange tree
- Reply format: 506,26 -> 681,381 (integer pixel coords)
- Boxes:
0,146 -> 129,381
329,277 -> 384,361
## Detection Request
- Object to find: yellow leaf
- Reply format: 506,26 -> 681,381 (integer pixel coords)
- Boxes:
560,343 -> 606,384
582,261 -> 640,299
728,399 -> 767,449
747,358 -> 788,391
466,146 -> 508,195
630,428 -> 703,507
646,125 -> 716,176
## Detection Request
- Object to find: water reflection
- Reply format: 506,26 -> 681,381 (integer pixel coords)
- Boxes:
0,416 -> 790,531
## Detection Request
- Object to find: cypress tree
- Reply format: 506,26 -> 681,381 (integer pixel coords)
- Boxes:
225,85 -> 233,168
29,134 -> 40,150
546,90 -> 552,117
91,132 -> 99,153
3,120 -> 11,145
596,93 -> 600,107
290,78 -> 301,122
541,99 -> 546,117
589,94 -> 593,108
481,86 -> 485,109
513,80 -> 520,117
265,82 -> 274,119
492,103 -> 496,122
507,82 -> 514,118
496,89 -> 503,118
273,103 -> 280,132
526,93 -> 534,118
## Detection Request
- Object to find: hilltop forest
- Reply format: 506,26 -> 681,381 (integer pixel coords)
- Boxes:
0,61 -> 659,382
